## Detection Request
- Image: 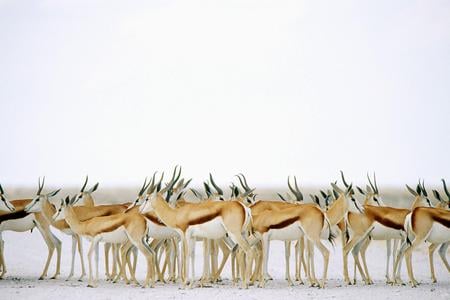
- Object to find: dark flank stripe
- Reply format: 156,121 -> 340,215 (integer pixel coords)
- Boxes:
0,210 -> 30,224
268,216 -> 298,230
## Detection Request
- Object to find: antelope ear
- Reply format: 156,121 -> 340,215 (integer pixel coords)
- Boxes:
64,196 -> 70,205
47,189 -> 61,197
406,184 -> 418,196
88,183 -> 99,193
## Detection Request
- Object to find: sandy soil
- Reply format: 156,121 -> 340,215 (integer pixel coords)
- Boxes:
0,228 -> 449,300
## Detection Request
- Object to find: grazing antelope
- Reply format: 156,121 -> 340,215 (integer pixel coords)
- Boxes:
139,167 -> 256,288
53,191 -> 156,288
1,178 -> 62,280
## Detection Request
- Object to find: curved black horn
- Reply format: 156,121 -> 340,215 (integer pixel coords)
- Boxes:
367,173 -> 376,194
441,179 -> 450,200
236,174 -> 250,192
209,173 -> 224,195
340,170 -> 349,188
420,179 -> 428,197
138,177 -> 148,196
80,175 -> 88,192
373,172 -> 379,194
37,176 -> 45,195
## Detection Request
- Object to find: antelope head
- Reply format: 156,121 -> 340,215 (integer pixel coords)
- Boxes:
406,179 -> 432,208
0,183 -> 15,212
139,166 -> 181,213
53,195 -> 77,221
331,176 -> 361,213
74,175 -> 99,205
235,173 -> 256,205
338,171 -> 362,212
126,172 -> 159,211
25,177 -> 61,213
432,179 -> 450,209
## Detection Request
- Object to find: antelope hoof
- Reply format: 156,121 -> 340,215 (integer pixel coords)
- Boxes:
431,278 -> 437,283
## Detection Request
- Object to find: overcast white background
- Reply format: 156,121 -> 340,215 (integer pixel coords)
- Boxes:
1,0 -> 449,188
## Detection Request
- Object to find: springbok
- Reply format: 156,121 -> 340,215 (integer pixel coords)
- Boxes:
139,167 -> 256,288
52,191 -> 156,288
34,176 -> 99,281
1,178 -> 61,279
349,174 -> 402,284
250,182 -> 343,288
427,179 -> 450,283
343,181 -> 432,285
396,180 -> 450,287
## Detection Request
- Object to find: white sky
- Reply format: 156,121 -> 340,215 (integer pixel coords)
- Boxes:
1,0 -> 449,189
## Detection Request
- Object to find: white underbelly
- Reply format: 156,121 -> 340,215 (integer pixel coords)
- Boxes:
147,220 -> 177,239
60,228 -> 74,235
370,223 -> 404,240
268,222 -> 303,241
89,226 -> 128,244
426,223 -> 450,244
0,214 -> 35,232
188,218 -> 226,239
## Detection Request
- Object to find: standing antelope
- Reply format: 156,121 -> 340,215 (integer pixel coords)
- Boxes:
1,178 -> 62,279
52,192 -> 156,288
396,180 -> 450,286
343,181 -> 432,285
139,167 -> 256,288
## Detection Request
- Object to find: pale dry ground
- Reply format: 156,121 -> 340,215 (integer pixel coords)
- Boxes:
0,187 -> 449,299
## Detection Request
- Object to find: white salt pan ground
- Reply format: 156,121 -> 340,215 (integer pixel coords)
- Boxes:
0,230 -> 449,300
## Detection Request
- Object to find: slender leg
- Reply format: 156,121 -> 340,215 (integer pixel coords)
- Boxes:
104,243 -> 111,280
87,238 -> 100,287
428,243 -> 439,283
35,223 -> 56,280
309,237 -> 330,288
76,235 -> 86,281
66,235 -> 77,281
0,233 -> 6,279
95,242 -> 99,281
284,241 -> 293,285
405,238 -> 425,287
438,242 -> 450,272
259,233 -> 269,287
214,239 -> 230,281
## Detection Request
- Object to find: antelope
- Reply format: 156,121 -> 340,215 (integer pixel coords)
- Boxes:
427,179 -> 450,283
237,174 -> 307,284
250,182 -> 344,288
343,181 -> 432,285
35,176 -> 99,281
1,178 -> 62,280
139,167 -> 256,288
52,190 -> 156,288
0,183 -> 16,277
397,180 -> 450,286
348,174 -> 402,284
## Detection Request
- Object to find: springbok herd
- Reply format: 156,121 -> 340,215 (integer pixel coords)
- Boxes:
0,167 -> 449,289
